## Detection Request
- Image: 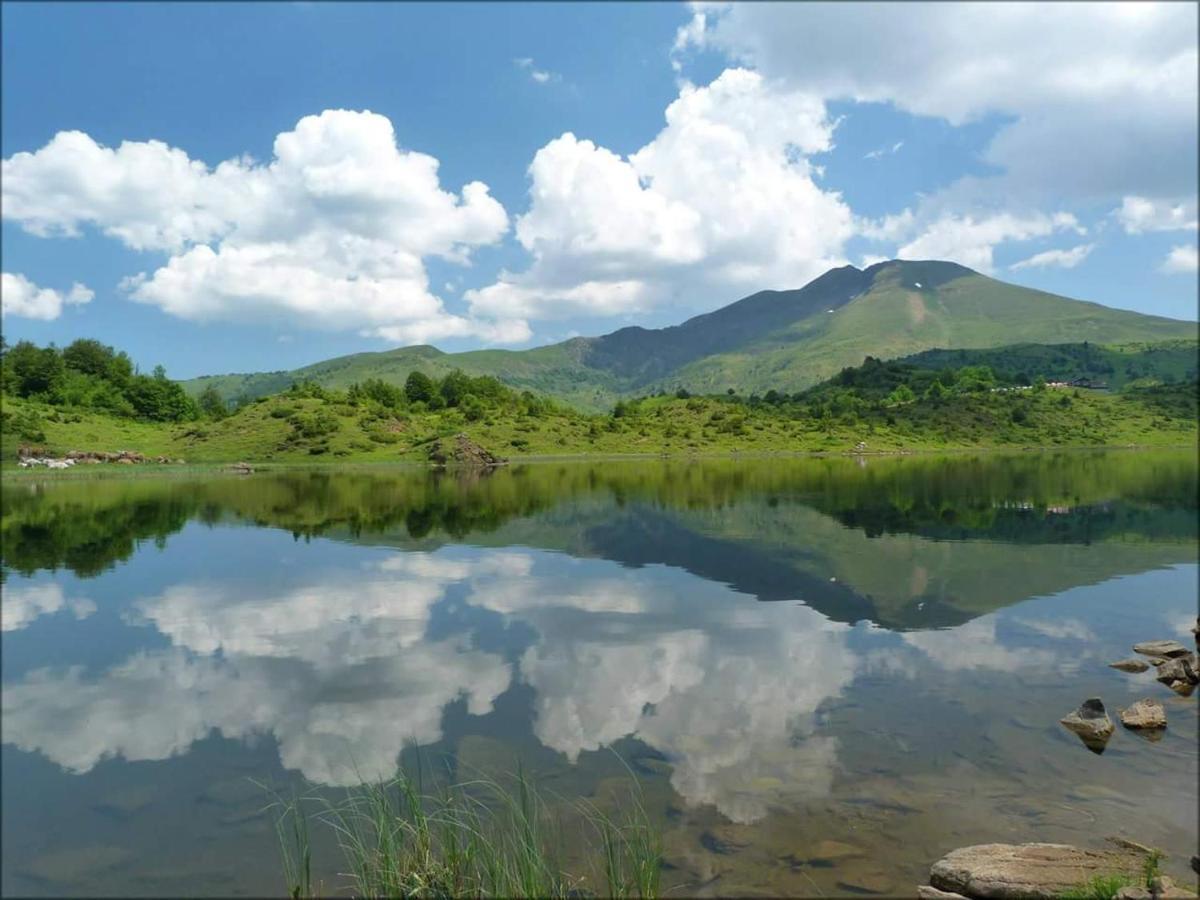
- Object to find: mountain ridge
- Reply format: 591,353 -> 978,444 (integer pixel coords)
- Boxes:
185,260 -> 1195,410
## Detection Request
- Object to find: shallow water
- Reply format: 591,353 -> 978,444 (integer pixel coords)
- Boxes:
2,451 -> 1197,896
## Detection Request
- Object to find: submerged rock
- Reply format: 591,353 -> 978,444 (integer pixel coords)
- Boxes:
1059,698 -> 1114,753
1110,658 -> 1151,673
928,842 -> 1146,899
427,433 -> 507,468
1133,640 -> 1190,659
1119,698 -> 1167,730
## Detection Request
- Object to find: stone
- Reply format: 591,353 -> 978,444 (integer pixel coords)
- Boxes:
1114,887 -> 1153,900
835,871 -> 895,894
1154,653 -> 1198,686
1119,698 -> 1167,730
807,839 -> 865,862
1167,680 -> 1196,697
929,843 -> 1145,899
228,461 -> 254,473
1060,698 -> 1115,753
1110,658 -> 1151,673
917,887 -> 969,900
1133,640 -> 1190,659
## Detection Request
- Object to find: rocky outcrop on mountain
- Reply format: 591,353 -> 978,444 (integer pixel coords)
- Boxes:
427,433 -> 506,468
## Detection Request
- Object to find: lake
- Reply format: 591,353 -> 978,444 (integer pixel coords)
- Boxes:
2,451 -> 1197,896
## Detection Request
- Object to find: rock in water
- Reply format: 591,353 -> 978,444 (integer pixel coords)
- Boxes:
427,433 -> 506,468
1109,658 -> 1151,673
1155,653 -> 1199,687
929,843 -> 1145,899
1059,698 -> 1114,753
917,887 -> 969,900
1119,698 -> 1167,730
1132,640 -> 1190,659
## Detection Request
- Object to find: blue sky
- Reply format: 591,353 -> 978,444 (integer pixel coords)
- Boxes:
2,2 -> 1196,378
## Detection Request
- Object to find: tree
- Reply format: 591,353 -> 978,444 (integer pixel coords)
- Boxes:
405,370 -> 435,404
924,380 -> 948,404
198,385 -> 228,419
2,341 -> 64,397
62,339 -> 116,378
886,384 -> 916,406
439,370 -> 472,407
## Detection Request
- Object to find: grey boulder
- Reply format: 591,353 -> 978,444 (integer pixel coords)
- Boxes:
1133,640 -> 1190,659
1109,658 -> 1151,673
1060,698 -> 1114,753
1119,698 -> 1167,730
1155,653 -> 1199,687
929,842 -> 1146,899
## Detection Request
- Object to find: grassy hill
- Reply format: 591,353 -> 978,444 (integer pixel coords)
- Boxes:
898,339 -> 1198,389
184,260 -> 1196,410
6,366 -> 1196,468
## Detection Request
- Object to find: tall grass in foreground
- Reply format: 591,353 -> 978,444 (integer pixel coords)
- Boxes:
264,766 -> 661,899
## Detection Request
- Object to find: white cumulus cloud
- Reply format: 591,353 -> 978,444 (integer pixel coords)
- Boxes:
895,212 -> 1084,274
2,110 -> 517,343
1116,196 -> 1199,234
1161,245 -> 1199,274
0,272 -> 93,320
1,582 -> 96,631
466,68 -> 854,324
675,3 -> 1198,207
1010,243 -> 1096,271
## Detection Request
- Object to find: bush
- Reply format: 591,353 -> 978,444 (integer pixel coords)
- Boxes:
290,409 -> 340,439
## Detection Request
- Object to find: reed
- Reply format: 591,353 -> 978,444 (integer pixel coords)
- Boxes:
266,762 -> 662,899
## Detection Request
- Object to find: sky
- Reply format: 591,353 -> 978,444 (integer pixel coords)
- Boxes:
1,1 -> 1197,379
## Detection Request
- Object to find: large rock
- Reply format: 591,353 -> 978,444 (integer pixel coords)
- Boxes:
929,843 -> 1145,899
1060,698 -> 1114,753
1133,640 -> 1190,659
1118,877 -> 1200,899
918,887 -> 969,900
1155,653 -> 1199,687
1110,658 -> 1151,673
427,433 -> 506,468
1119,698 -> 1167,730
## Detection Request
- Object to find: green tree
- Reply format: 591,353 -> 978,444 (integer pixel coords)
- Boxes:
198,385 -> 228,419
62,339 -> 116,378
405,370 -> 435,404
2,341 -> 65,397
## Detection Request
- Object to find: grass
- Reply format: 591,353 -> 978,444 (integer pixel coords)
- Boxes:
262,765 -> 661,899
3,378 -> 1196,470
1059,874 -> 1135,900
1057,848 -> 1165,899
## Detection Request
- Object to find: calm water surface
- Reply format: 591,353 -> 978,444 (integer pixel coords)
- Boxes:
2,451 -> 1197,896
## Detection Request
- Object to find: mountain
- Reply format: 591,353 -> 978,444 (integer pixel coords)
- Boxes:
184,260 -> 1195,410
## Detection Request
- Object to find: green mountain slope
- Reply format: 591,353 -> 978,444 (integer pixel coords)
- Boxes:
185,260 -> 1195,410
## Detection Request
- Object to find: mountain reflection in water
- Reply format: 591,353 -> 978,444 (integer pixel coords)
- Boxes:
2,450 -> 1196,896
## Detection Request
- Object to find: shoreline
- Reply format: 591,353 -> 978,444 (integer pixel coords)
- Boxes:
2,440 -> 1195,481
